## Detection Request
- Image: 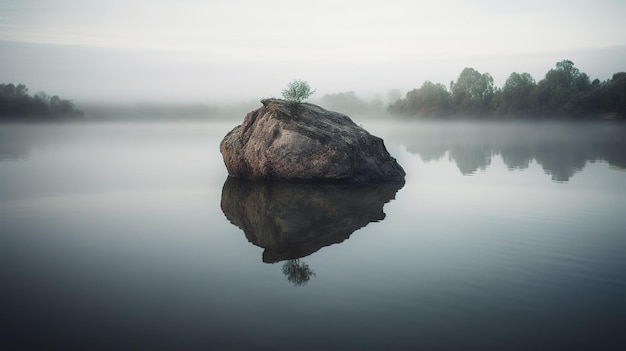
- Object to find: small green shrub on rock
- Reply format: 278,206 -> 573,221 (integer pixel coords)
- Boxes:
282,79 -> 315,104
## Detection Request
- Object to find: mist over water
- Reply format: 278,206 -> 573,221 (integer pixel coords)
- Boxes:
2,0 -> 625,347
1,119 -> 625,350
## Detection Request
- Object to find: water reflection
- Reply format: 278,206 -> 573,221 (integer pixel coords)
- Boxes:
0,124 -> 59,160
387,122 -> 626,182
281,259 -> 316,286
221,177 -> 404,284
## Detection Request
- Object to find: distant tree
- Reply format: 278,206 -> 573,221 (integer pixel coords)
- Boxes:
495,72 -> 536,116
531,59 -> 591,117
613,73 -> 626,116
388,81 -> 451,118
34,91 -> 50,103
593,72 -> 626,117
1,83 -> 16,97
282,79 -> 315,104
0,83 -> 82,120
15,84 -> 28,97
555,59 -> 590,91
451,67 -> 495,116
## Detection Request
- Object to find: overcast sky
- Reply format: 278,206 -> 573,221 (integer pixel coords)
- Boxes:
1,0 -> 625,103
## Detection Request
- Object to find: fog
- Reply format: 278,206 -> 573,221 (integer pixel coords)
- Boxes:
1,41 -> 624,105
1,0 -> 625,105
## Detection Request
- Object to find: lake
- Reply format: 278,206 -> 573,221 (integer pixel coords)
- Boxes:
1,120 -> 625,350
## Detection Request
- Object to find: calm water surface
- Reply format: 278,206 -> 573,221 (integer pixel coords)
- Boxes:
1,121 -> 625,350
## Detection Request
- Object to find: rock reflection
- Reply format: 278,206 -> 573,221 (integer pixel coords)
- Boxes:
221,177 -> 404,269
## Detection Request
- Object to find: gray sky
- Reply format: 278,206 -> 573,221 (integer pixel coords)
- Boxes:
1,0 -> 625,103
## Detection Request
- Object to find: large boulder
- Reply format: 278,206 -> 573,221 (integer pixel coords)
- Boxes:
220,98 -> 405,182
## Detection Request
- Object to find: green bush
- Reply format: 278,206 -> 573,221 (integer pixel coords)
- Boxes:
282,79 -> 315,104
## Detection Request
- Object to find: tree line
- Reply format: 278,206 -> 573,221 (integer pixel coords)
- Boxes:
388,60 -> 626,119
0,83 -> 83,121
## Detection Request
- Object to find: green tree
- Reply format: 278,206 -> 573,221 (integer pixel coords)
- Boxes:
282,79 -> 315,104
496,72 -> 536,116
593,72 -> 626,117
1,83 -> 16,98
388,81 -> 451,118
15,84 -> 28,97
531,59 -> 591,117
451,67 -> 495,116
34,91 -> 50,103
611,73 -> 626,116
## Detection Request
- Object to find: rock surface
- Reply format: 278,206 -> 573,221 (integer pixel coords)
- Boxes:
220,98 -> 405,182
221,177 -> 404,263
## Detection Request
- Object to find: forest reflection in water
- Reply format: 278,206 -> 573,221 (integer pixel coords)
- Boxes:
375,121 -> 626,182
221,177 -> 404,285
